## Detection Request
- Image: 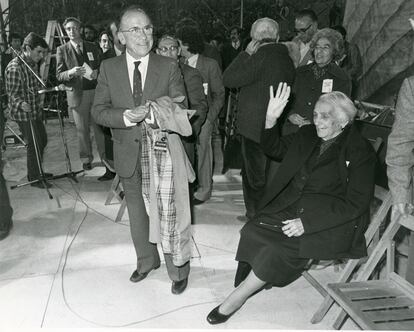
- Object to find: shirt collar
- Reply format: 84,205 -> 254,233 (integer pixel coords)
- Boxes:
70,40 -> 83,51
126,50 -> 149,68
187,53 -> 199,68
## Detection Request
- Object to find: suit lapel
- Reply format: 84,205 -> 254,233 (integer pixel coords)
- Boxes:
118,54 -> 135,107
142,53 -> 160,102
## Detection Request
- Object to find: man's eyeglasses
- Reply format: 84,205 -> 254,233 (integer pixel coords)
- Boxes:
119,25 -> 153,35
294,24 -> 312,34
158,45 -> 179,52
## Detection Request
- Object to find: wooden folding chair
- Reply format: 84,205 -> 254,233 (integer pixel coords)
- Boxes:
302,185 -> 392,324
104,174 -> 127,222
327,214 -> 414,330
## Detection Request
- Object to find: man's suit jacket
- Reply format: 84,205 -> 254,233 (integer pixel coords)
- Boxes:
386,76 -> 414,206
223,43 -> 295,143
180,63 -> 208,137
92,52 -> 186,178
194,54 -> 225,124
56,40 -> 101,107
260,124 -> 376,259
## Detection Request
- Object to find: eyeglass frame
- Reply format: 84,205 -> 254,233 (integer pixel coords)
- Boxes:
294,24 -> 313,34
157,45 -> 179,53
119,25 -> 154,35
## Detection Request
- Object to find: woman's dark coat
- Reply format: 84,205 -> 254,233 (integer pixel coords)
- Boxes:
260,123 -> 376,259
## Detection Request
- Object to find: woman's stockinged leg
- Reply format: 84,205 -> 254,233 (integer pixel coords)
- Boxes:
219,270 -> 266,315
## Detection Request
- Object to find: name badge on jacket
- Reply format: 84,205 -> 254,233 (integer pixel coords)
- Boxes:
87,52 -> 94,61
322,79 -> 333,93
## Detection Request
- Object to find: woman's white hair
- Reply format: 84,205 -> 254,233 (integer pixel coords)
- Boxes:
250,18 -> 279,41
317,91 -> 357,126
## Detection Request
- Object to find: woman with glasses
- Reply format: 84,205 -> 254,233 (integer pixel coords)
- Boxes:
282,28 -> 351,136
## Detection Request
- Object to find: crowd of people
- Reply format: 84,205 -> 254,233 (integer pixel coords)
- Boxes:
0,4 -> 413,326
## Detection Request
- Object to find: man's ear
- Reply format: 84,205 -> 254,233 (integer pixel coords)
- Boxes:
117,31 -> 126,46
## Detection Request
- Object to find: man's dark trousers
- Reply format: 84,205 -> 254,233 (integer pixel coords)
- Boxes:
241,135 -> 269,221
17,119 -> 47,181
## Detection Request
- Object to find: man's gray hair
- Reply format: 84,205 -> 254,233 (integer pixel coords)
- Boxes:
250,18 -> 279,41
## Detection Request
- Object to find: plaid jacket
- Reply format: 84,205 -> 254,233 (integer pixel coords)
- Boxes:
5,55 -> 43,122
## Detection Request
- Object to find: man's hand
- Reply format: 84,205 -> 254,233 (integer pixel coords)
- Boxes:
265,82 -> 290,128
124,105 -> 148,123
392,203 -> 414,218
282,218 -> 304,237
245,40 -> 260,55
21,102 -> 32,113
69,66 -> 86,78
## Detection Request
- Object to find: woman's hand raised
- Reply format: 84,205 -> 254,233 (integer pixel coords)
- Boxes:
265,82 -> 291,129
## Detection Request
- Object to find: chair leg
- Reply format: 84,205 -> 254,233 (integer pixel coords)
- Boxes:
311,296 -> 335,324
115,199 -> 127,222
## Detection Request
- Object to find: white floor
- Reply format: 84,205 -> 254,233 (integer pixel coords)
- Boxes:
0,119 -> 358,330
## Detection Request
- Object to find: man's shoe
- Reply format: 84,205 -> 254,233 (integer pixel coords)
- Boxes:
206,304 -> 241,325
193,198 -> 205,205
30,181 -> 52,189
171,277 -> 188,295
129,265 -> 160,283
83,162 -> 92,171
97,168 -> 115,181
43,172 -> 53,178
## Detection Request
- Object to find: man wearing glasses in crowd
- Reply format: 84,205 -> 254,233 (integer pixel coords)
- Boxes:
292,9 -> 319,67
92,6 -> 190,294
156,34 -> 207,167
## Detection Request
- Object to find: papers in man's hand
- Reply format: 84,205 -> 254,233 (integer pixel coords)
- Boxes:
82,62 -> 93,80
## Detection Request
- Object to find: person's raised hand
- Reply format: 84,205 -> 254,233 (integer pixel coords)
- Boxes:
265,82 -> 290,128
245,39 -> 260,55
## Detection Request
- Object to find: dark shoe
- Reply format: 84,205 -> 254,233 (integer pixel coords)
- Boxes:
207,304 -> 241,325
171,277 -> 188,295
30,181 -> 52,189
0,229 -> 10,241
129,265 -> 160,283
193,198 -> 205,205
97,168 -> 115,181
42,172 -> 53,178
236,215 -> 250,222
83,162 -> 92,171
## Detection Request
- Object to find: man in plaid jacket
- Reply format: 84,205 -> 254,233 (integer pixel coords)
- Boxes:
5,32 -> 51,188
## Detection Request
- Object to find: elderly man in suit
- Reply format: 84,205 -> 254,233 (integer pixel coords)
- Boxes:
176,24 -> 225,205
223,18 -> 295,222
386,75 -> 414,284
56,17 -> 104,173
92,6 -> 189,294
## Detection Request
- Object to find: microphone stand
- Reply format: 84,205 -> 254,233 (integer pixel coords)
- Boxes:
44,94 -> 83,183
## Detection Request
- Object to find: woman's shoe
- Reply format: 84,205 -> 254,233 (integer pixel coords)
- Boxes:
206,305 -> 240,325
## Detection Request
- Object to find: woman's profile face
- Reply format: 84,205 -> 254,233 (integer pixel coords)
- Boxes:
313,101 -> 344,141
314,37 -> 334,67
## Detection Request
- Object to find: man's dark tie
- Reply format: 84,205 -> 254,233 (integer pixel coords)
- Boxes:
133,61 -> 142,106
75,44 -> 83,56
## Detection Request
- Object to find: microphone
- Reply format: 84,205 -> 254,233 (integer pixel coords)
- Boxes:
38,84 -> 73,94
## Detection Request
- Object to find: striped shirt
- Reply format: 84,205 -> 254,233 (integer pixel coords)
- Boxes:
5,55 -> 43,122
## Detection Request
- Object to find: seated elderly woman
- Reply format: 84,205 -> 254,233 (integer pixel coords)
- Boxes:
206,83 -> 376,325
283,28 -> 351,135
